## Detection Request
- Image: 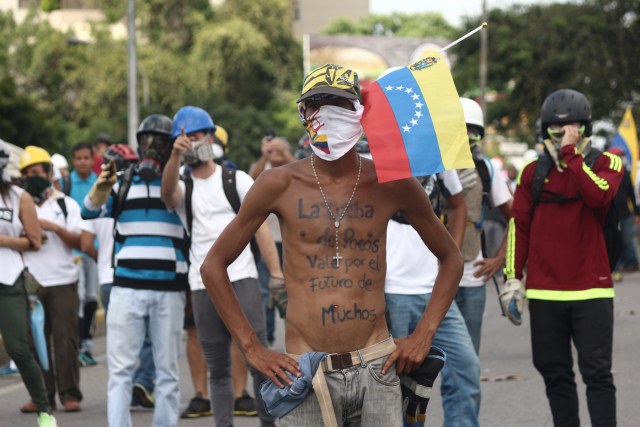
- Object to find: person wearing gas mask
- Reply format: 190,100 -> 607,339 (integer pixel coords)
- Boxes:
198,64 -> 463,426
503,89 -> 621,427
162,105 -> 284,426
82,114 -> 188,427
18,146 -> 84,414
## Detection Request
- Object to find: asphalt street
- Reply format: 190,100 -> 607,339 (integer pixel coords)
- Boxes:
1,272 -> 638,426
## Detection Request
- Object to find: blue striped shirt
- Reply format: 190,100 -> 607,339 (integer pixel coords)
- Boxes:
82,173 -> 188,291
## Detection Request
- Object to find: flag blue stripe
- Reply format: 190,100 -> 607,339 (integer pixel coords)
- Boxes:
377,67 -> 444,176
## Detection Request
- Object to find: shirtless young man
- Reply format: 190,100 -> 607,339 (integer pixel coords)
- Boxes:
200,64 -> 463,426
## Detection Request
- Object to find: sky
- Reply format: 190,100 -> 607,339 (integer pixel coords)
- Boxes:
369,0 -> 573,26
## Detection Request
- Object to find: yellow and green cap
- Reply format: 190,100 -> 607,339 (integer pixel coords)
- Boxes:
298,64 -> 361,103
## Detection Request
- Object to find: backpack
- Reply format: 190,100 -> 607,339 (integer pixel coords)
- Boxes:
56,197 -> 68,222
531,148 -> 621,271
472,157 -> 493,230
183,166 -> 261,265
61,175 -> 71,196
391,174 -> 448,225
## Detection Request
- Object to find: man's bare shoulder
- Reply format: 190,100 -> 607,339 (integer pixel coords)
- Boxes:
254,158 -> 311,191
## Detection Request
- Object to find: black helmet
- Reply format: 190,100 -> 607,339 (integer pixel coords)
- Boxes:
355,136 -> 370,154
540,89 -> 592,139
136,114 -> 173,141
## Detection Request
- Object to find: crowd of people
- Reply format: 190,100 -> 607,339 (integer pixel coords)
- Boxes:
0,63 -> 635,427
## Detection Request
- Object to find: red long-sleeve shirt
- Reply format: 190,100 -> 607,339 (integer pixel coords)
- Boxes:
505,145 -> 623,300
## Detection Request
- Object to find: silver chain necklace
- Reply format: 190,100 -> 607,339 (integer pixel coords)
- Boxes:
310,153 -> 362,268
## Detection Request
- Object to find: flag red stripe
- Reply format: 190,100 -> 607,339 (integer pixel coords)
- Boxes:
362,82 -> 412,182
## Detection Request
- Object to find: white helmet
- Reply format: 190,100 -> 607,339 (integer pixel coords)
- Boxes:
460,97 -> 484,136
51,153 -> 69,170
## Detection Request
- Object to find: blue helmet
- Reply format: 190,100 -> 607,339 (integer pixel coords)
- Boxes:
171,106 -> 216,139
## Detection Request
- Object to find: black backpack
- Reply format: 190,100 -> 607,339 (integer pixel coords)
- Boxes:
391,174 -> 450,224
531,149 -> 622,271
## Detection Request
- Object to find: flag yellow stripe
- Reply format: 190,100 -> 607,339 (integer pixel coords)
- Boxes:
409,54 -> 473,170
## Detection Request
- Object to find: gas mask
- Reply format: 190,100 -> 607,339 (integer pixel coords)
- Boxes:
137,133 -> 172,182
299,100 -> 364,161
182,137 -> 217,166
23,176 -> 52,204
544,124 -> 588,170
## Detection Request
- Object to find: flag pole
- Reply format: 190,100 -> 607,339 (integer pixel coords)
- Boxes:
439,22 -> 488,52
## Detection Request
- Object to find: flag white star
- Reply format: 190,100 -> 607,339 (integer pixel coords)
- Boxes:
405,88 -> 414,94
385,85 -> 393,91
396,85 -> 404,90
415,101 -> 424,108
412,94 -> 420,100
402,124 -> 411,133
415,110 -> 423,118
410,118 -> 418,126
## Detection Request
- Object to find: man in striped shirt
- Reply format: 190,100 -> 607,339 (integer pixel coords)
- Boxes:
82,114 -> 187,427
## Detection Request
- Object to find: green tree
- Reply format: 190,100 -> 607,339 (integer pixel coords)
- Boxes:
452,0 -> 640,141
323,12 -> 458,39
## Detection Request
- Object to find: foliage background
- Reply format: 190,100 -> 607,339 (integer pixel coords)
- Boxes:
0,0 -> 638,168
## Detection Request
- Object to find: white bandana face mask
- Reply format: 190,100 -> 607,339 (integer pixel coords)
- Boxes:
304,101 -> 364,161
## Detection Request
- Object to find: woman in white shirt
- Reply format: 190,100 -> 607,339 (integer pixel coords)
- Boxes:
0,141 -> 57,426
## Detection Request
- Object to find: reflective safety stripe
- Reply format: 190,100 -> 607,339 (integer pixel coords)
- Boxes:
503,218 -> 516,279
581,162 -> 610,191
602,152 -> 622,172
526,287 -> 615,301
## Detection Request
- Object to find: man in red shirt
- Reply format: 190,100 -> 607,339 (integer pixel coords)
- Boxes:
502,89 -> 622,427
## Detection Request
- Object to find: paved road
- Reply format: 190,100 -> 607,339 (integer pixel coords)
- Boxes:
1,273 -> 638,426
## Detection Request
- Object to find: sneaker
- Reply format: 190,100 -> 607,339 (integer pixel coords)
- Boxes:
133,383 -> 155,408
38,412 -> 58,427
0,362 -> 19,376
613,271 -> 623,282
79,351 -> 97,367
233,391 -> 258,417
180,393 -> 213,419
62,399 -> 81,412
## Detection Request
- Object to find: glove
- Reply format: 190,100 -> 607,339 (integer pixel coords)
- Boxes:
88,160 -> 117,206
268,276 -> 288,319
499,278 -> 525,326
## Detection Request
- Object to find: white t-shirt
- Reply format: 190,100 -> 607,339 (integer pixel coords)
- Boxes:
81,217 -> 114,285
24,194 -> 83,287
175,167 -> 258,291
460,162 -> 512,287
0,186 -> 26,286
385,170 -> 463,295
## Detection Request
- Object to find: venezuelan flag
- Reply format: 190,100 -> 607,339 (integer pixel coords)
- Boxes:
611,107 -> 638,183
361,54 -> 473,183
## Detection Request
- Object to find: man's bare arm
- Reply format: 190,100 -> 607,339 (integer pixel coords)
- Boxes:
200,168 -> 299,387
473,199 -> 513,279
383,178 -> 464,374
254,221 -> 283,278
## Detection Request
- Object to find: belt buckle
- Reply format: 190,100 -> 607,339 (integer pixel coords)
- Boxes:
326,352 -> 353,371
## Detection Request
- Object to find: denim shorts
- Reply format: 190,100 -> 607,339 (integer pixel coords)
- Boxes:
278,354 -> 402,427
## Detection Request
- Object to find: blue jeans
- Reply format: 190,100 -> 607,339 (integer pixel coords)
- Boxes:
279,354 -> 402,426
106,287 -> 185,427
386,293 -> 480,427
101,283 -> 156,394
454,285 -> 486,355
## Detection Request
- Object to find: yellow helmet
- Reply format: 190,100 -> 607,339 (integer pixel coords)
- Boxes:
214,125 -> 228,148
19,146 -> 51,172
298,64 -> 361,103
